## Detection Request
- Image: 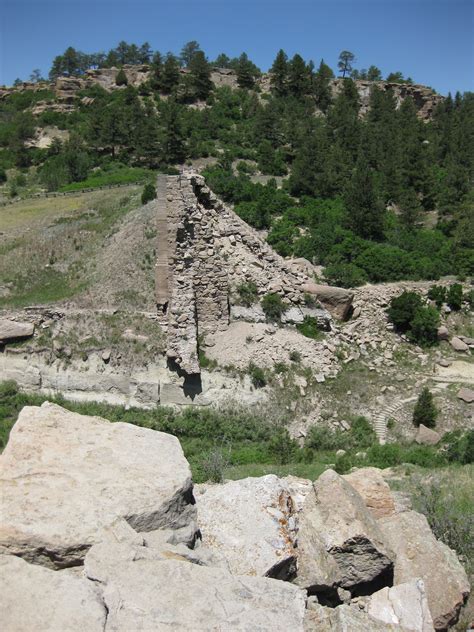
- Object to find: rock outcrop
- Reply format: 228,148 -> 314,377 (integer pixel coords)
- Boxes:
0,318 -> 34,344
194,476 -> 297,579
0,402 -> 196,568
379,510 -> 470,630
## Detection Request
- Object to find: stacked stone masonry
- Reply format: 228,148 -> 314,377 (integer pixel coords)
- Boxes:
156,172 -> 333,376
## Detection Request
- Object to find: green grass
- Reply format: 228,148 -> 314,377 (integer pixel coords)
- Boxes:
58,167 -> 153,192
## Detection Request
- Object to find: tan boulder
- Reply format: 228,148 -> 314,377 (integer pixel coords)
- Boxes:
378,510 -> 470,630
300,283 -> 354,320
0,319 -> 34,343
450,336 -> 469,352
343,467 -> 396,519
0,402 -> 196,568
457,387 -> 474,403
415,424 -> 441,445
295,469 -> 395,593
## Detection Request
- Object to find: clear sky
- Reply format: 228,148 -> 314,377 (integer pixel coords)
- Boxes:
1,0 -> 473,94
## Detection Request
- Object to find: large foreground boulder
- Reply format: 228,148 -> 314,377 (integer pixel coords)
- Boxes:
0,318 -> 34,343
295,470 -> 395,595
379,511 -> 470,630
194,475 -> 297,579
0,402 -> 196,568
304,602 -> 403,631
0,555 -> 106,632
85,543 -> 307,631
367,579 -> 434,632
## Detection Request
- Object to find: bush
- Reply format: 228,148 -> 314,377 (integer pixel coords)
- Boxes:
413,387 -> 437,428
115,68 -> 128,86
261,292 -> 286,322
324,262 -> 368,288
198,446 -> 230,483
446,283 -> 463,310
427,285 -> 446,308
350,416 -> 377,448
0,167 -> 7,184
248,363 -> 266,388
236,281 -> 258,307
268,428 -> 299,465
444,430 -> 474,464
296,316 -> 323,340
408,305 -> 439,346
387,291 -> 423,332
141,183 -> 157,205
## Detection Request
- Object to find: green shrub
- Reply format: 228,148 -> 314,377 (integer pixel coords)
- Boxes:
248,363 -> 266,388
268,428 -> 299,465
296,316 -> 323,339
408,305 -> 439,346
365,443 -> 403,468
324,262 -> 368,288
427,285 -> 446,308
198,446 -> 230,483
446,283 -> 463,310
387,291 -> 423,332
0,167 -> 6,184
289,350 -> 301,363
444,430 -> 474,464
334,452 -> 354,474
236,281 -> 258,307
350,416 -> 377,448
141,183 -> 157,205
115,68 -> 128,86
261,292 -> 286,322
413,387 -> 437,428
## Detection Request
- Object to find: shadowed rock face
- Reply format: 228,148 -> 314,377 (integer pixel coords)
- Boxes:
0,402 -> 196,568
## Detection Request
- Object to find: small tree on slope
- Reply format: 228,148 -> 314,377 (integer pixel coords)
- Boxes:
413,387 -> 438,428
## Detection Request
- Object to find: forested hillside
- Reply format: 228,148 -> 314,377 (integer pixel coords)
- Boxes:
1,41 -> 473,286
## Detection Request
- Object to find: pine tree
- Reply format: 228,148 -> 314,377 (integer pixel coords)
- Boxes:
413,387 -> 437,428
236,53 -> 255,89
160,98 -> 186,164
313,59 -> 334,112
180,41 -> 201,67
115,68 -> 128,86
270,49 -> 288,97
288,54 -> 310,98
345,155 -> 384,240
149,52 -> 163,91
161,54 -> 180,94
367,65 -> 382,81
337,51 -> 355,77
189,51 -> 213,100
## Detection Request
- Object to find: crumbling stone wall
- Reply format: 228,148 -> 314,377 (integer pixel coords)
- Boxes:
156,172 -> 336,376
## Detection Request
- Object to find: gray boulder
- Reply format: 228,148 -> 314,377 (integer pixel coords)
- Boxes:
343,467 -> 396,519
0,554 -> 106,632
304,602 -> 403,631
449,336 -> 469,352
295,469 -> 395,593
378,510 -> 470,630
367,579 -> 434,632
415,424 -> 441,445
93,555 -> 307,630
194,475 -> 297,579
0,402 -> 196,568
0,319 -> 34,343
300,283 -> 354,320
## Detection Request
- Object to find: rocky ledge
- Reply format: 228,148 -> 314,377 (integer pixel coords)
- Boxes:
0,403 -> 470,631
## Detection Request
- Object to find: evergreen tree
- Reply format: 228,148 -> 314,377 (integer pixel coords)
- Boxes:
149,52 -> 163,91
313,59 -> 334,112
288,54 -> 310,97
337,51 -> 355,77
180,41 -> 201,67
139,42 -> 152,63
413,387 -> 437,428
189,51 -> 213,100
213,53 -> 231,68
160,98 -> 186,164
270,49 -> 288,96
345,155 -> 384,240
161,54 -> 180,94
367,65 -> 382,81
399,188 -> 421,228
236,53 -> 256,89
115,68 -> 128,86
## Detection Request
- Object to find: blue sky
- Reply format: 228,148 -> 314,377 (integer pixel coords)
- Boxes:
1,0 -> 473,94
